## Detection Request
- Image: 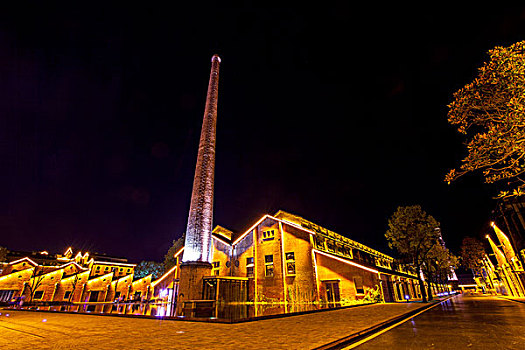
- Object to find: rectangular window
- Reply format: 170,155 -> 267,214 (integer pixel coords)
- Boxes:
264,255 -> 274,277
246,257 -> 254,277
262,229 -> 275,241
354,277 -> 364,294
212,261 -> 220,276
285,252 -> 296,275
64,291 -> 71,300
33,291 -> 44,300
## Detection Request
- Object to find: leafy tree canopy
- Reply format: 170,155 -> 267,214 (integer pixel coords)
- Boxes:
385,205 -> 441,302
460,237 -> 486,274
134,261 -> 164,280
0,246 -> 8,262
164,236 -> 184,271
446,40 -> 525,198
424,243 -> 459,282
386,205 -> 441,265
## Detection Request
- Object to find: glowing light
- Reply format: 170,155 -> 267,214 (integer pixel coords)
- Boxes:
8,257 -> 38,266
151,248 -> 183,287
313,249 -> 379,274
159,289 -> 168,298
232,215 -> 270,246
212,235 -> 231,247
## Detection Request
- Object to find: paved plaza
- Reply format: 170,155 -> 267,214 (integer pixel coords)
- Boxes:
356,295 -> 525,349
0,301 -> 427,350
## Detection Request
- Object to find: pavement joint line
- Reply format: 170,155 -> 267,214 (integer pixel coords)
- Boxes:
313,295 -> 456,350
0,301 -> 380,324
0,324 -> 45,339
496,296 -> 525,304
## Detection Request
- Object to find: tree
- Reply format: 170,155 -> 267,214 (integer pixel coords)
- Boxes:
460,237 -> 486,277
25,266 -> 46,302
422,244 -> 459,300
0,246 -> 8,262
385,205 -> 440,302
445,40 -> 525,198
163,236 -> 184,271
135,261 -> 164,280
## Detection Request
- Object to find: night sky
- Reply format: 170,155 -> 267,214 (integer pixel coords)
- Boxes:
2,4 -> 525,262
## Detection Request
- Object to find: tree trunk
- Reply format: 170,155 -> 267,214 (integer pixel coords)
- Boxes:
418,267 -> 427,302
427,280 -> 433,301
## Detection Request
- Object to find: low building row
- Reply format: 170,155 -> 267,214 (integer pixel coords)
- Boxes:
0,210 -> 450,313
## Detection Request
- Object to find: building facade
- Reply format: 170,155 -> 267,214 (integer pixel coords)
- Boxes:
0,210 -> 449,313
0,248 -> 143,311
198,210 -> 445,305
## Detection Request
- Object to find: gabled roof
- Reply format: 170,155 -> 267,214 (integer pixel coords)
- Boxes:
212,225 -> 234,241
60,270 -> 90,282
274,210 -> 394,261
87,272 -> 114,283
9,257 -> 38,267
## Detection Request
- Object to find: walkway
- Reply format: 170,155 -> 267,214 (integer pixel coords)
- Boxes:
0,302 -> 425,349
356,295 -> 525,349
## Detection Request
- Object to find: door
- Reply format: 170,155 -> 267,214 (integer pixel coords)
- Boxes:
324,281 -> 341,303
381,275 -> 395,302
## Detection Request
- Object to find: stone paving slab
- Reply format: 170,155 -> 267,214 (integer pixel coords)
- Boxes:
0,302 -> 432,350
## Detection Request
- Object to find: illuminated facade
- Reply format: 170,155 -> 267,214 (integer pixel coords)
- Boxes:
0,248 -> 145,310
484,223 -> 525,297
172,210 -> 446,304
0,211 -> 450,310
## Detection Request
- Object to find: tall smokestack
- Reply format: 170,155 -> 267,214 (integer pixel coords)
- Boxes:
182,54 -> 221,264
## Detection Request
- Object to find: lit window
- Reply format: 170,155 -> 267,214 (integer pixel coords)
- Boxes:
262,230 -> 275,241
246,257 -> 254,277
212,261 -> 220,276
285,252 -> 296,275
264,255 -> 274,277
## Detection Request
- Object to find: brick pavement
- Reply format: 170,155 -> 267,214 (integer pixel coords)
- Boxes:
0,302 -> 430,350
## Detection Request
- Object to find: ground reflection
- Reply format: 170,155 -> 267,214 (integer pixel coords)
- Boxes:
16,300 -> 372,322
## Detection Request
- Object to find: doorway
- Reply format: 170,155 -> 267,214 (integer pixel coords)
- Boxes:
323,281 -> 341,303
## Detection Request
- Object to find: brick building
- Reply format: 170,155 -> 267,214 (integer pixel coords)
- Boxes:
0,210 -> 448,313
165,210 -> 444,306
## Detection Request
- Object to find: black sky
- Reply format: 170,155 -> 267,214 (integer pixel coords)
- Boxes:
1,4 -> 525,262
